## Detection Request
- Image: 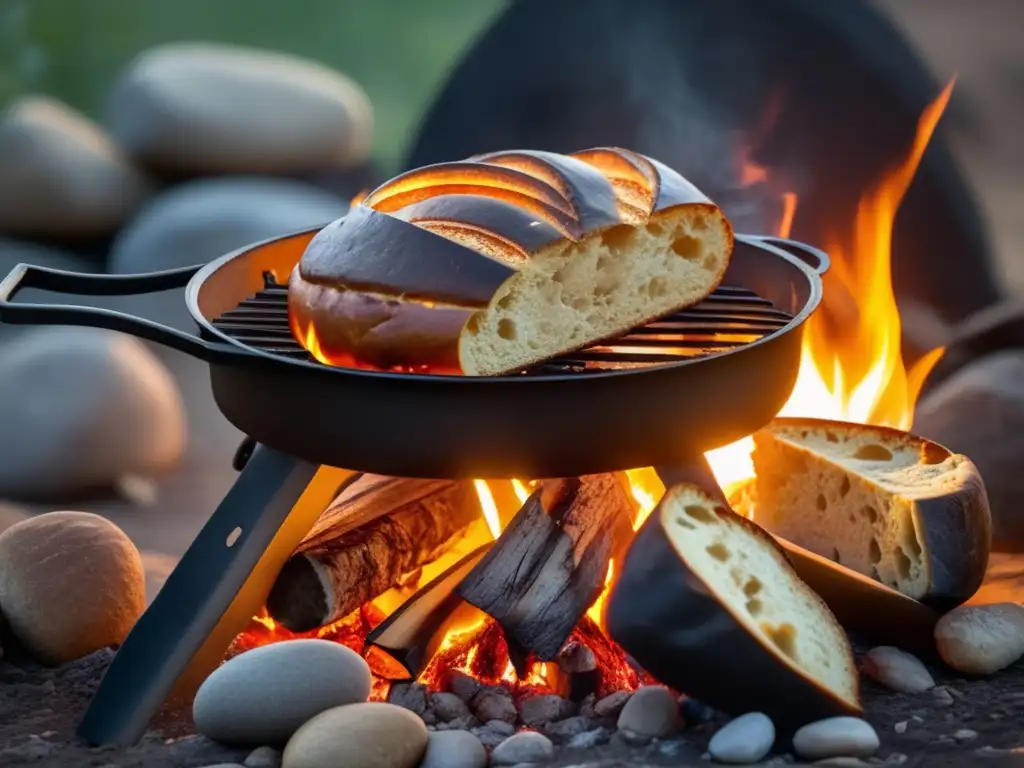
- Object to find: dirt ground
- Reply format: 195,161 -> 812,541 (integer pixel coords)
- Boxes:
2,1 -> 1024,766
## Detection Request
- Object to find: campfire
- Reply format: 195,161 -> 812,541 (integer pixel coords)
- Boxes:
225,80 -> 958,718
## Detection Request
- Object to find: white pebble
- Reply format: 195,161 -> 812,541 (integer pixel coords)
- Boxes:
861,647 -> 934,693
935,603 -> 1024,675
793,717 -> 880,761
708,712 -> 775,764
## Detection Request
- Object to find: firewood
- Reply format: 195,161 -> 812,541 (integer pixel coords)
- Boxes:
366,545 -> 493,679
266,477 -> 482,632
455,474 -> 635,666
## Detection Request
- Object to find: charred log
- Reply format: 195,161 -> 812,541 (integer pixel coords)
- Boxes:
266,477 -> 482,632
456,474 -> 635,667
366,545 -> 492,679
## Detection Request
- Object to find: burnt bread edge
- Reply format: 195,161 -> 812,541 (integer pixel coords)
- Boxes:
760,417 -> 992,611
606,483 -> 861,731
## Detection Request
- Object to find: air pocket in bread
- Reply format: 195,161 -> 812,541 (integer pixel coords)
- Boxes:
606,482 -> 861,730
288,147 -> 733,375
751,418 -> 991,611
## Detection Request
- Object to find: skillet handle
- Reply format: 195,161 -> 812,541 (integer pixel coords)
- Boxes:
744,235 -> 830,276
0,263 -> 246,364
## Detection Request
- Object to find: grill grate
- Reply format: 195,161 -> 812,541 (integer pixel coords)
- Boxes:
211,274 -> 793,375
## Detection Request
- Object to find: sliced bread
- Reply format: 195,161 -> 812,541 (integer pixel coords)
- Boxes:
607,482 -> 861,729
289,147 -> 733,375
752,418 -> 991,610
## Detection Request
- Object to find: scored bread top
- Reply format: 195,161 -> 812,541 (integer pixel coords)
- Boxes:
297,148 -> 718,307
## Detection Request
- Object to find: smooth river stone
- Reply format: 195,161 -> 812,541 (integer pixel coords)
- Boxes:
861,646 -> 935,693
0,96 -> 151,239
0,511 -> 145,664
0,328 -> 185,500
934,602 -> 1024,675
194,639 -> 371,746
282,702 -> 427,768
420,730 -> 487,768
708,712 -> 776,764
107,42 -> 373,176
792,717 -> 880,761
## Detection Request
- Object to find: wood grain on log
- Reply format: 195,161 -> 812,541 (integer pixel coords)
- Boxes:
455,474 -> 635,664
266,476 -> 482,632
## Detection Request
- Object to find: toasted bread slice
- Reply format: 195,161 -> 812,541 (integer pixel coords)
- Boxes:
752,418 -> 991,610
607,482 -> 860,729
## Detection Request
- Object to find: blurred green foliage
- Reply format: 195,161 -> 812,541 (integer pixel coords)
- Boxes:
0,0 -> 505,170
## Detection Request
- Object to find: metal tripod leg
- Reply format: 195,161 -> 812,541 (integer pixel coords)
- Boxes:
76,443 -> 356,746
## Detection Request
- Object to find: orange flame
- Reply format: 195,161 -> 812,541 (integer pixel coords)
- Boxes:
706,80 -> 955,495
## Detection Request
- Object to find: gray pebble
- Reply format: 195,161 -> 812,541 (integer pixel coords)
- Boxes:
793,717 -> 880,761
470,689 -> 517,724
389,682 -> 428,716
861,647 -> 935,693
431,691 -> 472,722
594,691 -> 632,719
708,712 -> 775,764
243,746 -> 282,768
193,639 -> 370,745
545,715 -> 592,741
519,694 -> 576,727
616,685 -> 680,739
490,731 -> 555,765
567,727 -> 609,749
420,730 -> 487,768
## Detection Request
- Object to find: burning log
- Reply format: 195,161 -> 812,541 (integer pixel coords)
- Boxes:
266,476 -> 482,632
456,474 -> 635,667
367,546 -> 493,679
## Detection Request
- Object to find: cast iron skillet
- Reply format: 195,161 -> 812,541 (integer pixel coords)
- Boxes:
0,228 -> 827,477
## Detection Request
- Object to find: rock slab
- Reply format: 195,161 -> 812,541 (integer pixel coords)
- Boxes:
194,639 -> 371,745
0,511 -> 145,664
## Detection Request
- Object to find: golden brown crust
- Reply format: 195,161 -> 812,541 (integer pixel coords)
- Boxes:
290,147 -> 730,374
288,265 -> 473,373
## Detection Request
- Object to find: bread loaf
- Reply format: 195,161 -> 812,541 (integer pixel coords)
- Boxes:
607,482 -> 860,729
288,148 -> 733,375
751,418 -> 991,611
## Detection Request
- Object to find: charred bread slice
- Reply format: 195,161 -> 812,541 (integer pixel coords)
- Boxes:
288,147 -> 733,375
606,482 -> 861,730
751,418 -> 991,611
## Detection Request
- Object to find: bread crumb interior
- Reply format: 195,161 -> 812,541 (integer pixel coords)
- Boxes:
661,485 -> 858,706
457,207 -> 729,376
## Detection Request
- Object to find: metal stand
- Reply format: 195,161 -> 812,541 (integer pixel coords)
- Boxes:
77,443 -> 356,746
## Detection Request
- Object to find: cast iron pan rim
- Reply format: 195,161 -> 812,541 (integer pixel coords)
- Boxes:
186,225 -> 823,385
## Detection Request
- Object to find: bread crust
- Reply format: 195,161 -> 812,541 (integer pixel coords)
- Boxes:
752,417 -> 992,611
289,147 -> 732,375
607,484 -> 861,731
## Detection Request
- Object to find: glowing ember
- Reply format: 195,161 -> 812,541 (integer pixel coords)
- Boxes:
705,80 -> 955,497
